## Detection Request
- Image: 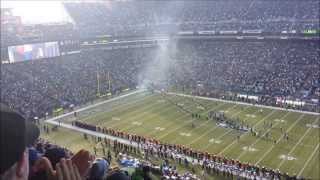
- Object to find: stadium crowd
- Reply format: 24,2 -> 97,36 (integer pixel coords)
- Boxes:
168,40 -> 319,109
2,103 -> 205,180
0,100 -> 314,180
1,1 -> 319,180
28,137 -> 172,180
1,0 -> 319,47
2,40 -> 319,119
1,103 -> 200,180
73,120 -> 300,180
1,48 -> 151,119
64,0 -> 319,37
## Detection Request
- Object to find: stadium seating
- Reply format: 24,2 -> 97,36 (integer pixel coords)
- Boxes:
63,1 -> 319,37
1,1 -> 319,179
2,40 -> 319,119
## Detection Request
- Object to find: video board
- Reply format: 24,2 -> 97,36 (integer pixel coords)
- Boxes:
8,42 -> 60,63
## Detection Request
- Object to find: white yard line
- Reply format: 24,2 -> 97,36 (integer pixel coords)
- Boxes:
78,94 -> 154,123
145,113 -> 191,137
277,117 -> 320,169
42,89 -> 319,179
135,96 -> 218,136
157,103 -> 240,140
298,144 -> 320,177
107,98 -> 166,128
254,114 -> 306,165
185,104 -> 245,146
199,105 -> 255,151
45,89 -> 145,123
144,98 -> 225,137
120,101 -> 184,131
44,119 -> 204,167
218,109 -> 277,155
45,119 -> 138,147
234,111 -> 291,159
170,102 -> 229,144
168,92 -> 320,116
172,103 -> 240,145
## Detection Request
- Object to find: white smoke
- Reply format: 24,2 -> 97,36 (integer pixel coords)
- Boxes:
138,39 -> 178,90
138,2 -> 183,90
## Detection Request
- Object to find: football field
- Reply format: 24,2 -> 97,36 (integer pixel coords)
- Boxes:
50,90 -> 320,179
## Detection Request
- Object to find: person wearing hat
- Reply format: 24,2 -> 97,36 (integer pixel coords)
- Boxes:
1,104 -> 40,180
1,104 -> 96,180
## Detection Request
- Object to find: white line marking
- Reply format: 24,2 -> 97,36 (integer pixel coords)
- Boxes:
45,119 -> 138,147
108,98 -> 166,128
218,109 -> 277,155
277,117 -> 320,169
298,144 -> 319,177
158,102 -> 231,140
169,103 -> 229,144
168,92 -> 320,116
45,89 -> 145,123
201,105 -> 259,151
120,101 -> 181,131
254,114 -> 305,165
81,94 -> 154,123
234,111 -> 291,159
183,104 -> 241,146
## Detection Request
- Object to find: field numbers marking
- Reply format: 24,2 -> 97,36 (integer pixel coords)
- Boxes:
298,144 -> 319,177
111,117 -> 121,121
158,102 -> 228,140
277,117 -> 320,169
279,155 -> 297,161
185,104 -> 240,146
209,138 -> 222,144
132,121 -> 142,126
242,146 -> 258,152
254,114 -> 305,165
197,106 -> 205,110
180,132 -> 192,137
246,114 -> 256,118
274,119 -> 286,123
218,110 -> 278,155
306,124 -> 319,128
155,127 -> 165,131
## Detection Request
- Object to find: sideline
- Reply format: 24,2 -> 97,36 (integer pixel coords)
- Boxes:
45,89 -> 145,123
45,119 -> 196,164
43,89 -> 314,178
45,119 -> 138,147
167,92 -> 320,116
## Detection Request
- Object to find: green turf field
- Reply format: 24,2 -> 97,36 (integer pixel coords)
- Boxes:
47,90 -> 320,179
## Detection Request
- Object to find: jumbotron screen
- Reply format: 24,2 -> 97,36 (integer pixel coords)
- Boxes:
8,42 -> 60,63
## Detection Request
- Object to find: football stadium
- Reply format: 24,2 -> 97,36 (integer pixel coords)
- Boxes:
1,1 -> 319,180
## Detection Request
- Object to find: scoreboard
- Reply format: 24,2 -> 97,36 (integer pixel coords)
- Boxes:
8,41 -> 60,63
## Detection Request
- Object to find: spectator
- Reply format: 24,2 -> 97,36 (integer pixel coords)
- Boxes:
0,103 -> 39,180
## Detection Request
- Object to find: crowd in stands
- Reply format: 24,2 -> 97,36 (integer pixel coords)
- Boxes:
2,40 -> 319,119
167,40 -> 320,110
1,47 -> 152,119
1,104 -> 110,180
28,138 -> 159,180
34,125 -> 200,179
1,100 -> 198,179
1,1 -> 319,180
1,1 -> 319,46
73,120 -> 303,180
64,0 -> 319,37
